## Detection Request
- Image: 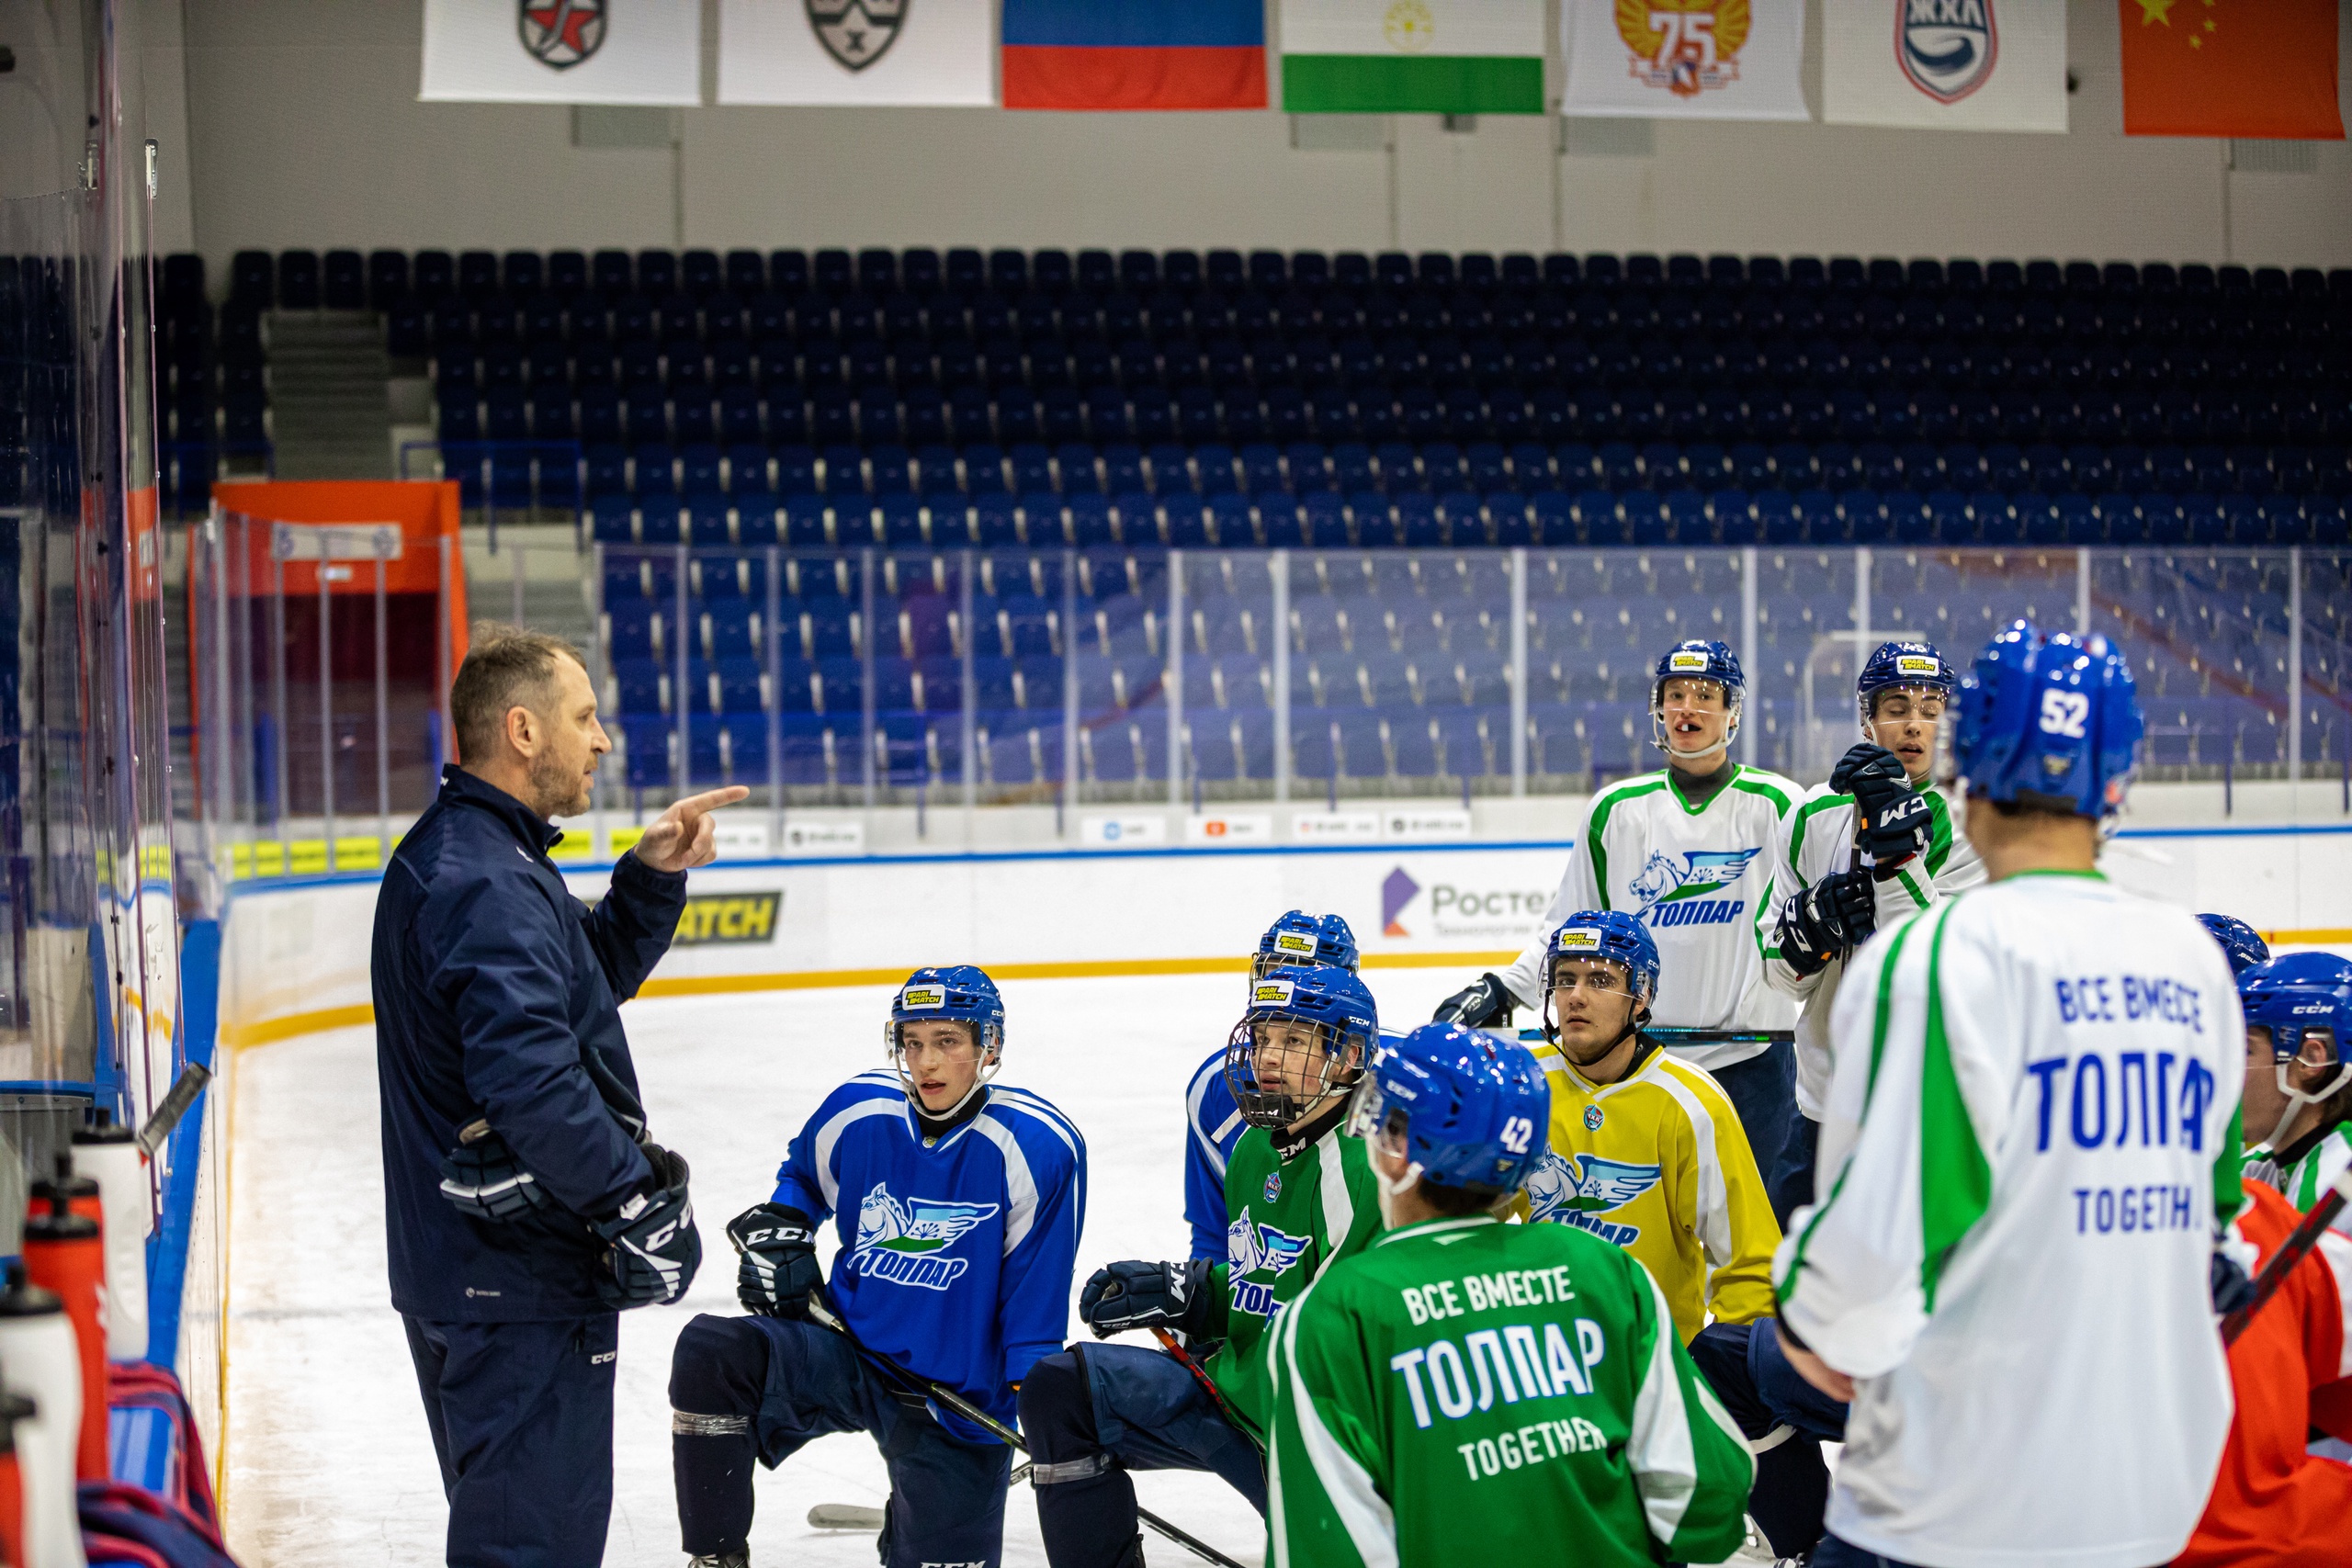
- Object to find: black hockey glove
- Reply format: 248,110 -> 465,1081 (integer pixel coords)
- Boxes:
437,1121 -> 553,1223
1776,870 -> 1877,978
593,1142 -> 702,1310
2209,1244 -> 2257,1318
1432,973 -> 1518,1029
1079,1258 -> 1218,1339
727,1201 -> 822,1319
1833,742 -> 1932,878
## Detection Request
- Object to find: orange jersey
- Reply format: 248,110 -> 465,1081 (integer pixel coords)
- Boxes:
2175,1181 -> 2352,1568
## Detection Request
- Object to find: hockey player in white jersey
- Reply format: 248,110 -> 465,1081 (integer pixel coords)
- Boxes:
1436,638 -> 1803,1171
1773,620 -> 2245,1568
1761,641 -> 1985,1224
2236,951 -> 2352,1234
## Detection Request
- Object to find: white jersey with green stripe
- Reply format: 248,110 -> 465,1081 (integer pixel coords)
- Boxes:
1775,871 -> 2245,1568
2242,1121 -> 2352,1235
1762,778 -> 1985,1119
1500,764 -> 1801,1072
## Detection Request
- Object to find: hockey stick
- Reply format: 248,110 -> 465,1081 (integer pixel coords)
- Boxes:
1150,1328 -> 1242,1428
2221,1166 -> 2352,1347
805,1297 -> 1246,1568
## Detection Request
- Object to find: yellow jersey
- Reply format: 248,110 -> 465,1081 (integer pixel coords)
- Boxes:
1521,1035 -> 1781,1343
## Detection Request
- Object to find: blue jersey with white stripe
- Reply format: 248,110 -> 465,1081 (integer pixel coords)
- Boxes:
1183,1046 -> 1245,1261
773,1072 -> 1085,1438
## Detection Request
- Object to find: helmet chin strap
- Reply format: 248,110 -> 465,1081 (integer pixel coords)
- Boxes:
2266,1058 -> 2352,1147
898,1041 -> 1002,1122
1375,1158 -> 1425,1229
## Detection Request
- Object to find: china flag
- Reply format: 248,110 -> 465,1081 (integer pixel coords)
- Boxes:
2119,0 -> 2344,139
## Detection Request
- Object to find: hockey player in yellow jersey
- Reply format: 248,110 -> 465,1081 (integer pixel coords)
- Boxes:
1523,908 -> 1838,1562
1521,910 -> 1780,1341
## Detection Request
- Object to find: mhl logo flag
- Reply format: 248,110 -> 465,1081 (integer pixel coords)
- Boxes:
719,0 -> 994,106
1561,0 -> 1810,122
1001,0 -> 1268,111
2119,0 -> 2343,141
1824,0 -> 2066,133
1281,0 -> 1546,116
422,0 -> 702,104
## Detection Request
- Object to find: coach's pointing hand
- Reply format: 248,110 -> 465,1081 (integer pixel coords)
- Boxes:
635,786 -> 750,873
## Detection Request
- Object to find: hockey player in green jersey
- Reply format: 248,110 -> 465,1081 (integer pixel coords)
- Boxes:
1267,1021 -> 1754,1568
1021,965 -> 1385,1568
2238,952 -> 2352,1235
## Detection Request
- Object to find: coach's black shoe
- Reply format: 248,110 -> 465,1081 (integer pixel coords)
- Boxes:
687,1554 -> 748,1567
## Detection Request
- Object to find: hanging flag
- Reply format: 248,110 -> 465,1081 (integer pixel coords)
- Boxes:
1001,0 -> 1268,111
718,0 -> 993,106
1560,0 -> 1810,121
2119,0 -> 2344,140
1823,0 -> 2065,132
1281,0 -> 1546,116
421,0 -> 703,104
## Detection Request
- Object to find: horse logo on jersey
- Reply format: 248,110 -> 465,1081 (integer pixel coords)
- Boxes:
1227,1207 -> 1311,1319
848,1183 -> 1000,1291
1629,848 -> 1761,929
1525,1150 -> 1661,1247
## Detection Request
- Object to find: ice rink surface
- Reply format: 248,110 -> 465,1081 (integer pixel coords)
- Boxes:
224,966 -> 1471,1567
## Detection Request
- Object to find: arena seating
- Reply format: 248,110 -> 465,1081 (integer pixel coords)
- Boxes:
198,243 -> 2352,547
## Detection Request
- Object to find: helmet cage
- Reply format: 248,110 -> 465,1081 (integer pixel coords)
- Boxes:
1224,1010 -> 1369,1131
1540,951 -> 1650,1050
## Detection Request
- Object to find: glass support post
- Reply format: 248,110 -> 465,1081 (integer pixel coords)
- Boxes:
1509,547 -> 1528,797
673,543 -> 691,803
271,548 -> 288,856
318,544 -> 335,873
2075,547 -> 2091,637
2290,547 -> 2304,784
1272,549 -> 1291,806
1739,547 -> 1759,766
860,548 -> 876,813
373,547 -> 390,862
1061,547 -> 1079,836
959,548 -> 976,820
1167,551 -> 1184,809
765,547 -> 784,848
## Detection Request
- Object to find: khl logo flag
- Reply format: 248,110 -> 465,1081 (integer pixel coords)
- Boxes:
1562,0 -> 1810,121
720,0 -> 993,105
1824,0 -> 2067,132
423,0 -> 702,103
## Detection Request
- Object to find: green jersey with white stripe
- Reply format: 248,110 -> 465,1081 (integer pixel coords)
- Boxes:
2243,1120 -> 2352,1235
1205,1114 -> 1383,1443
1265,1215 -> 1753,1568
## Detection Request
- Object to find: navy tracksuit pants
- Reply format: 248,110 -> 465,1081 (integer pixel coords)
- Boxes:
402,1314 -> 619,1568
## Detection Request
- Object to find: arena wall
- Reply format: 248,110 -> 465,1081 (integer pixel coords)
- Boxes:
172,0 -> 2352,281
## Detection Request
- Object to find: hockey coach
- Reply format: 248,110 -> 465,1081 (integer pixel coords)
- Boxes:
373,625 -> 745,1567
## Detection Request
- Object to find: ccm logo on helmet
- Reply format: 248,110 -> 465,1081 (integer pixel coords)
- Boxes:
899,986 -> 945,1009
1253,980 -> 1295,1006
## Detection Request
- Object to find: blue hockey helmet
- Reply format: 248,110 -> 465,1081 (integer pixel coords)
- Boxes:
2239,952 -> 2352,1144
1345,1022 -> 1553,1197
1857,639 -> 1956,735
1253,909 -> 1362,979
1952,620 -> 2143,818
1651,639 -> 1746,760
886,964 -> 1006,1060
1543,910 -> 1661,1005
2197,913 -> 2271,980
1224,964 -> 1379,1130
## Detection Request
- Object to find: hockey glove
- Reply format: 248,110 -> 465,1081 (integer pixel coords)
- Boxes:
1432,972 -> 1518,1029
1833,742 -> 1932,878
593,1142 -> 702,1310
437,1121 -> 553,1223
1079,1258 -> 1217,1340
1776,870 -> 1877,978
727,1202 -> 822,1319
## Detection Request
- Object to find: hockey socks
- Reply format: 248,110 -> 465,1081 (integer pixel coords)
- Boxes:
671,1316 -> 767,1557
1021,1351 -> 1146,1568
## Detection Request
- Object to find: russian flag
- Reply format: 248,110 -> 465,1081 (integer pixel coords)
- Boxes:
1001,0 -> 1267,112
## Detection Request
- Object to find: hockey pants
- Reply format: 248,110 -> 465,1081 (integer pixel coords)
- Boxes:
1019,1342 -> 1267,1568
669,1312 -> 1012,1568
1769,1110 -> 1822,1232
1688,1320 -> 1848,1561
401,1313 -> 618,1568
1709,1039 -> 1798,1184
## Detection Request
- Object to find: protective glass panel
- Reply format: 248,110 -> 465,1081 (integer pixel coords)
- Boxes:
2093,549 -> 2294,781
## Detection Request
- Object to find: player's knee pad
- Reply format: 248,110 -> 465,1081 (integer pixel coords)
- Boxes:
1017,1348 -> 1102,1467
669,1313 -> 769,1415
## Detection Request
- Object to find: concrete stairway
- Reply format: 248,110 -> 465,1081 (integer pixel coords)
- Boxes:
264,310 -> 394,480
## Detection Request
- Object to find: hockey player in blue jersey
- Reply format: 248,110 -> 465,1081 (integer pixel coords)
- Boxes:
668,965 -> 1085,1568
1182,911 -> 1361,1259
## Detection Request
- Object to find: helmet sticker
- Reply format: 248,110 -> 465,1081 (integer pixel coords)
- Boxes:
1895,655 -> 1941,678
1668,649 -> 1709,672
1556,928 -> 1602,953
1252,979 -> 1295,1007
1274,931 -> 1316,954
899,986 -> 945,1010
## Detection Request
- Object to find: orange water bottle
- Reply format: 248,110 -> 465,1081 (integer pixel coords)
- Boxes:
20,1169 -> 106,1483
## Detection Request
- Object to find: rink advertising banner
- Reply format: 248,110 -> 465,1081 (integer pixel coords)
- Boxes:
1001,0 -> 1269,111
1280,0 -> 1546,116
1824,0 -> 2067,132
421,0 -> 704,104
718,0 -> 995,106
2118,0 -> 2344,141
1561,0 -> 1810,121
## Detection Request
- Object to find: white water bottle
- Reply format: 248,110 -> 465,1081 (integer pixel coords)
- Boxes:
0,1267 -> 86,1568
73,1113 -> 152,1359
